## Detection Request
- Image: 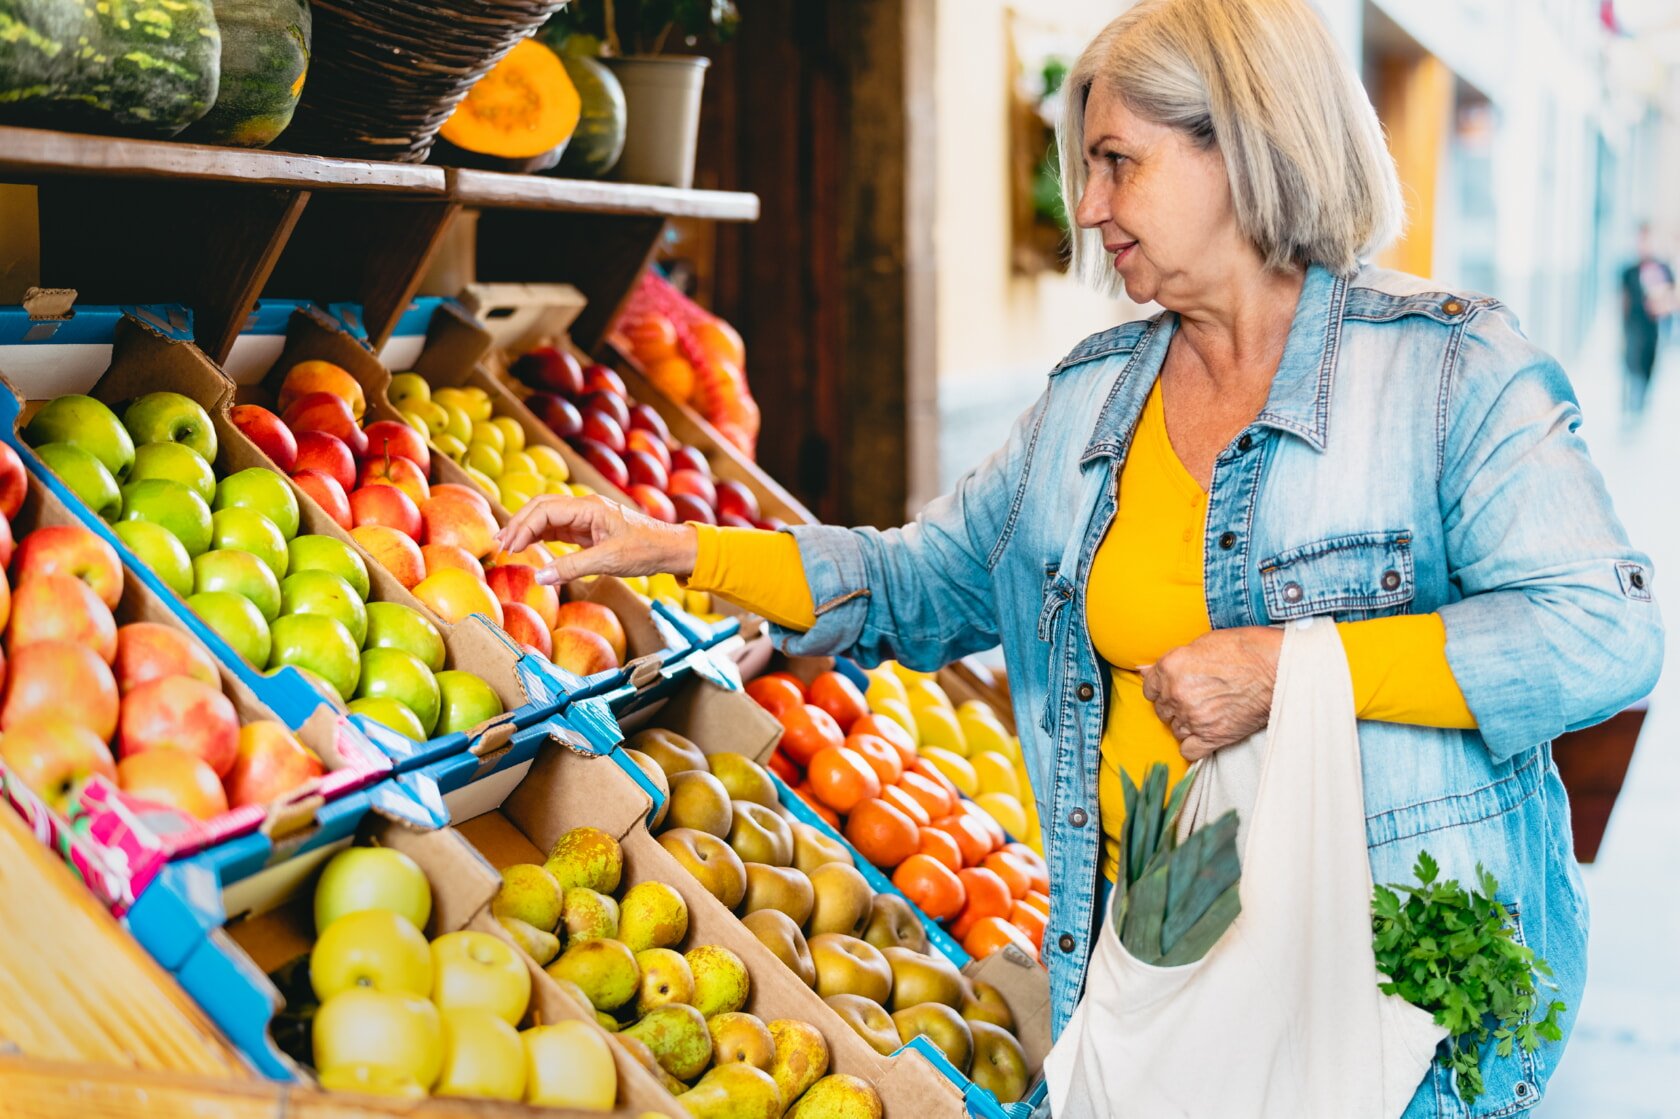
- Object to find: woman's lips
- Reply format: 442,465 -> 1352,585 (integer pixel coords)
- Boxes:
1108,241 -> 1137,267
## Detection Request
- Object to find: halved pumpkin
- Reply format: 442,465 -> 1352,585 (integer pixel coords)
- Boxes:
439,38 -> 580,169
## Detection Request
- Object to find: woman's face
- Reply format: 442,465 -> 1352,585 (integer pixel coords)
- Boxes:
1074,84 -> 1247,310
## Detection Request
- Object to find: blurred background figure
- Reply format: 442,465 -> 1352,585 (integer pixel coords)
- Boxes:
1622,221 -> 1674,422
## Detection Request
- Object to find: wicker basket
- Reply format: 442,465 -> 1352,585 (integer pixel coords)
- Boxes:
280,0 -> 569,162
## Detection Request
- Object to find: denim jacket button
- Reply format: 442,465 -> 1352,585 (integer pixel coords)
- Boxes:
1068,808 -> 1088,827
1058,933 -> 1076,953
1282,581 -> 1303,602
1442,298 -> 1464,315
1237,434 -> 1253,453
1218,531 -> 1237,550
1076,682 -> 1095,702
1381,570 -> 1401,590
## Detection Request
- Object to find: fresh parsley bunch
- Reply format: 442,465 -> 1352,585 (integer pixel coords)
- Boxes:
1372,852 -> 1567,1104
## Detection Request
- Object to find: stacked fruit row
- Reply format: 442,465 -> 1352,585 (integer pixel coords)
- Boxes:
488,822 -> 878,1117
19,388 -> 510,745
622,727 -> 1035,1107
748,666 -> 1047,963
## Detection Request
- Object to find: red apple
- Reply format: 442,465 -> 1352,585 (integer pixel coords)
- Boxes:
629,484 -> 677,524
716,480 -> 761,522
278,360 -> 366,421
571,439 -> 628,491
11,523 -> 124,609
421,543 -> 485,582
528,393 -> 583,439
486,564 -> 560,629
229,403 -> 298,473
283,392 -> 368,458
292,430 -> 357,492
1,640 -> 119,740
429,483 -> 494,516
0,514 -> 12,570
292,469 -> 353,530
626,403 -> 671,445
0,716 -> 116,813
669,445 -> 710,477
420,493 -> 498,560
512,347 -> 584,397
0,440 -> 26,519
553,600 -> 628,663
223,721 -> 324,809
549,625 -> 619,675
580,412 -> 626,455
670,495 -> 716,525
581,390 -> 631,432
719,513 -> 756,529
583,365 -> 627,397
667,469 -> 718,509
500,600 -> 552,658
113,621 -> 221,693
358,455 -> 430,508
119,675 -> 240,777
350,525 -> 427,589
625,429 -> 672,473
623,450 -> 669,492
757,516 -> 788,532
117,750 -> 227,821
8,572 -> 117,662
351,484 -> 423,541
362,419 -> 431,474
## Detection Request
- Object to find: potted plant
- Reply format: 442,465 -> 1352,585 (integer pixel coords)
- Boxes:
543,0 -> 739,188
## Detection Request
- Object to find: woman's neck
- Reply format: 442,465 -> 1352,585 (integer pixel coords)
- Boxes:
1168,264 -> 1306,387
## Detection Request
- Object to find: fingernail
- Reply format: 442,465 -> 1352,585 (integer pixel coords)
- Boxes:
535,567 -> 562,586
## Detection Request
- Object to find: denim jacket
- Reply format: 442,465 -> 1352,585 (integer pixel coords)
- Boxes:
772,263 -> 1663,1116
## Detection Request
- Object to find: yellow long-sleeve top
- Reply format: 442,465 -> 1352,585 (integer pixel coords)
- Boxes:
689,383 -> 1475,883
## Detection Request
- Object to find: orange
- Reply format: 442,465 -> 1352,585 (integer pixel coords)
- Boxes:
982,850 -> 1034,900
929,814 -> 993,868
897,770 -> 957,821
809,671 -> 868,733
881,783 -> 931,827
692,317 -> 746,366
1004,843 -> 1049,893
845,733 -> 904,786
623,313 -> 678,362
853,713 -> 916,766
1020,890 -> 1050,917
963,916 -> 1037,961
766,749 -> 802,785
845,797 -> 919,869
916,826 -> 963,872
957,800 -> 1007,853
747,676 -> 804,718
793,783 -> 841,829
892,854 -> 966,921
807,745 -> 882,814
910,756 -> 963,805
1010,900 -> 1047,950
957,867 -> 1012,921
646,356 -> 696,403
763,671 -> 809,700
778,703 -> 844,767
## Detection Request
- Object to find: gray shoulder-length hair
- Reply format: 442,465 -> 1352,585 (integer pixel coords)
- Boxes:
1059,0 -> 1404,287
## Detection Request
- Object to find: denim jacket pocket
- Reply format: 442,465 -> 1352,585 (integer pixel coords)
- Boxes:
1259,530 -> 1416,622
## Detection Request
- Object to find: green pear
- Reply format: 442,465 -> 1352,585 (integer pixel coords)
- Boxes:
595,1009 -> 620,1032
766,1018 -> 829,1108
824,993 -> 900,1056
729,801 -> 795,867
633,947 -> 696,1016
618,880 -> 689,953
741,863 -> 814,927
625,727 -> 708,777
560,887 -> 620,946
882,945 -> 965,1010
620,1002 -> 712,1082
622,748 -> 671,830
491,863 -> 564,932
863,893 -> 928,954
709,752 -> 779,807
741,909 -> 815,988
791,821 -> 855,875
548,975 -> 594,1015
543,826 -> 623,894
666,770 -> 734,838
785,1073 -> 884,1119
959,980 -> 1017,1032
677,1063 -> 784,1119
686,944 -> 751,1018
497,915 -> 560,966
892,1002 -> 973,1074
707,1011 -> 775,1071
545,938 -> 639,1011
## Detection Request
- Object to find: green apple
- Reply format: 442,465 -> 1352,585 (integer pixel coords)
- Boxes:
114,519 -> 194,597
469,421 -> 505,454
465,442 -> 503,479
501,451 -> 538,478
314,845 -> 432,933
492,418 -> 526,454
209,507 -> 289,580
313,989 -> 442,1093
214,467 -> 300,539
521,1021 -> 617,1110
442,403 -> 474,445
364,601 -> 446,671
282,665 -> 346,710
497,471 -> 545,513
25,394 -> 134,481
431,432 -> 468,461
435,670 -> 505,736
314,1064 -> 426,1098
35,442 -> 121,521
349,695 -> 426,740
193,548 -> 282,621
436,1007 -> 526,1100
431,930 -> 531,1025
388,372 -> 432,411
280,569 -> 368,646
188,590 -> 272,667
122,391 -> 217,462
408,401 -> 450,438
356,647 -> 441,737
312,908 -> 433,999
128,441 -> 216,503
269,612 -> 361,700
287,535 -> 370,602
526,445 -> 570,480
120,478 -> 212,556
465,468 -> 501,503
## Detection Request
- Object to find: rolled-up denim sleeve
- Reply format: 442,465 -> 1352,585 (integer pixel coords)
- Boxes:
1438,306 -> 1663,761
769,394 -> 1048,671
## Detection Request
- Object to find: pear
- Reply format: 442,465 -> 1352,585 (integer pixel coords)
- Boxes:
560,886 -> 620,945
666,770 -> 734,838
969,1020 -> 1030,1104
741,908 -> 816,988
677,1062 -> 783,1119
863,893 -> 927,954
729,800 -> 795,866
610,1031 -> 665,1082
766,1018 -> 829,1107
960,979 -> 1016,1032
626,727 -> 709,777
882,945 -> 965,1010
710,751 -> 779,807
824,993 -> 900,1056
595,1009 -> 620,1032
808,933 -> 892,1003
686,943 -> 751,1017
618,880 -> 689,953
545,938 -> 640,1011
892,1002 -> 973,1074
633,947 -> 696,1016
543,826 -> 623,894
620,1002 -> 713,1081
790,821 -> 855,875
659,828 -> 747,909
492,863 -> 564,932
622,748 -> 671,830
785,1073 -> 884,1119
549,975 -> 594,1014
497,915 -> 560,966
741,862 -> 815,926
806,862 -> 874,938
708,1011 -> 775,1071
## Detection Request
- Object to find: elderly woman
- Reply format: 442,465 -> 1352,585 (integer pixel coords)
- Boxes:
499,0 -> 1662,1111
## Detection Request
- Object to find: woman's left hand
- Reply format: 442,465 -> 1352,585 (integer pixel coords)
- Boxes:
1142,627 -> 1284,762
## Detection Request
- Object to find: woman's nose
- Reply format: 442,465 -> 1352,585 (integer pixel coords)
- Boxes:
1074,180 -> 1109,230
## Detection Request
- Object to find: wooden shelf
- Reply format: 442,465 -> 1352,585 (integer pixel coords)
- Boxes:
448,168 -> 759,222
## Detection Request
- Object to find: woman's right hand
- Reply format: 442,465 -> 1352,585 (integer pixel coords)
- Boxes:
493,494 -> 700,587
